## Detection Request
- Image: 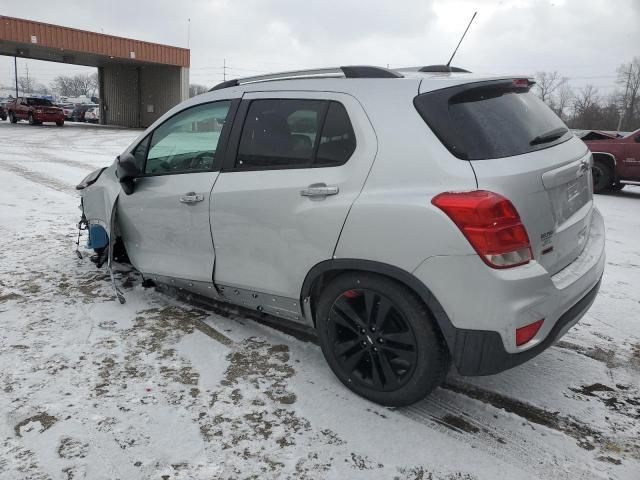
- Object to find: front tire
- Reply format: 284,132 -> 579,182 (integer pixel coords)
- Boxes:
592,160 -> 613,193
316,272 -> 449,406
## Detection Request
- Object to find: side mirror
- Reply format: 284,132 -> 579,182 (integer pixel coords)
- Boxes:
116,153 -> 141,195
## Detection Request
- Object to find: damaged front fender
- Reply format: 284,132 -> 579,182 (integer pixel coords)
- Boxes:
79,164 -> 121,240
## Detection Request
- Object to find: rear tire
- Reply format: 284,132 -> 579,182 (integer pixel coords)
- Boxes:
315,272 -> 449,406
592,160 -> 613,193
9,112 -> 17,124
56,120 -> 64,127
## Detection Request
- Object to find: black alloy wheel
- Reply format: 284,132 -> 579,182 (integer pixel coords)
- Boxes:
316,272 -> 449,406
328,289 -> 418,391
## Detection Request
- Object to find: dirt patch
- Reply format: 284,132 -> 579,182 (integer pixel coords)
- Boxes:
556,340 -> 619,369
569,383 -> 640,421
442,382 -> 630,456
57,437 -> 89,459
396,466 -> 478,480
570,383 -> 615,396
436,414 -> 480,434
0,292 -> 23,303
14,413 -> 58,437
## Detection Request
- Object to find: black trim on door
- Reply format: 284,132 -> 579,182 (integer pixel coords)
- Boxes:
221,99 -> 250,172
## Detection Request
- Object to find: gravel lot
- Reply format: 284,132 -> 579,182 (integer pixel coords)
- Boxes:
0,121 -> 639,480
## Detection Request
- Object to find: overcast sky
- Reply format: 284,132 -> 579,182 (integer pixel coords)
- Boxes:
1,0 -> 639,94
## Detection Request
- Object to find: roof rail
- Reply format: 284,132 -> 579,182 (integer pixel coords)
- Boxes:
418,65 -> 471,73
209,65 -> 403,91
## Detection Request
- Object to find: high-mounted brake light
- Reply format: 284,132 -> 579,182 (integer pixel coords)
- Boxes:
512,78 -> 532,89
432,190 -> 533,269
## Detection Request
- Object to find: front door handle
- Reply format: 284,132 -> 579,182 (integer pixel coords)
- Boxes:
179,192 -> 204,204
300,183 -> 339,198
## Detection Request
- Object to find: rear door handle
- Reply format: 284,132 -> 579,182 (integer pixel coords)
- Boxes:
179,192 -> 204,204
300,183 -> 339,198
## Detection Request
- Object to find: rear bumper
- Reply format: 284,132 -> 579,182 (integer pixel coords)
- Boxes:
34,113 -> 64,122
449,277 -> 601,375
413,207 -> 606,375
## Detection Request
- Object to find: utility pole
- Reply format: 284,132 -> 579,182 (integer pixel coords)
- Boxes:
223,58 -> 226,81
187,18 -> 191,49
14,56 -> 18,98
617,66 -> 633,133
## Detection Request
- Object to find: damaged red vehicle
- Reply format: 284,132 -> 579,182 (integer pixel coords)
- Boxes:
581,128 -> 640,193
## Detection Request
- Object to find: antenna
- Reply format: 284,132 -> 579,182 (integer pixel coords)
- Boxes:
446,11 -> 477,68
187,18 -> 191,49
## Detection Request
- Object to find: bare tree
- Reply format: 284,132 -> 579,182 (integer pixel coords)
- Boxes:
17,75 -> 34,95
52,73 -> 98,97
616,57 -> 640,130
189,84 -> 209,97
555,82 -> 574,121
571,85 -> 601,128
535,71 -> 563,105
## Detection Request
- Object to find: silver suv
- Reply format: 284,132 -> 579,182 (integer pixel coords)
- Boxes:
78,65 -> 605,406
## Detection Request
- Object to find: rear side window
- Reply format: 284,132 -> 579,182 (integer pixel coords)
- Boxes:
414,80 -> 571,160
316,102 -> 356,167
236,99 -> 356,170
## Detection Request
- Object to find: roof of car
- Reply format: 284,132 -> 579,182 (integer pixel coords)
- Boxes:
207,65 -> 534,96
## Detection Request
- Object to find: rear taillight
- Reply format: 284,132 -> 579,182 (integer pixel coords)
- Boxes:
432,190 -> 533,269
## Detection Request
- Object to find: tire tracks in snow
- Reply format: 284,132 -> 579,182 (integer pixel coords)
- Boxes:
0,160 -> 75,194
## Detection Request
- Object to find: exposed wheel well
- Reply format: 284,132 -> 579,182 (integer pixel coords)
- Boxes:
592,153 -> 616,179
301,259 -> 457,353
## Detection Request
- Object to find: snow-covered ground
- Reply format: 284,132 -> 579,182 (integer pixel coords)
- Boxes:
0,121 -> 639,480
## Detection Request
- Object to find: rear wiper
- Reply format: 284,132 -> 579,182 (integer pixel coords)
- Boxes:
529,127 -> 569,146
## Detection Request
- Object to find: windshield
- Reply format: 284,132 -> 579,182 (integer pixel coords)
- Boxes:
414,80 -> 571,160
27,98 -> 54,106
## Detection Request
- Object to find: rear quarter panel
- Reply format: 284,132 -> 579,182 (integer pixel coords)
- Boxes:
334,83 -> 478,272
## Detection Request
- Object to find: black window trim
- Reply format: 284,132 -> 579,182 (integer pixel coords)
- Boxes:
222,97 -> 356,173
133,98 -> 240,178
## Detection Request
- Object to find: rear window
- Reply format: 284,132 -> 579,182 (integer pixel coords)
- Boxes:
414,80 -> 571,160
27,98 -> 53,106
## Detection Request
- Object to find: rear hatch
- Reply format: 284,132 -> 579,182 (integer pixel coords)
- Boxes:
415,78 -> 593,275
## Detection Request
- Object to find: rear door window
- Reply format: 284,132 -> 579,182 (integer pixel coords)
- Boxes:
236,99 -> 325,169
414,80 -> 571,160
235,99 -> 356,170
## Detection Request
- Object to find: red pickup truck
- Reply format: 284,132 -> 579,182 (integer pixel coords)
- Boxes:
6,97 -> 64,126
584,128 -> 640,192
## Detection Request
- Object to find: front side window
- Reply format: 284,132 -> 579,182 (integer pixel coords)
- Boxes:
236,99 -> 356,170
144,101 -> 231,175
